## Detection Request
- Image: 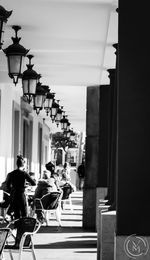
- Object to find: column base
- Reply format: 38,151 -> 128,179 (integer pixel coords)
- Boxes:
96,187 -> 108,231
97,204 -> 110,260
101,210 -> 116,260
83,187 -> 96,230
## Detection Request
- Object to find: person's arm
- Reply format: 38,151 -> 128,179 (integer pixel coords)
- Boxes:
5,173 -> 11,193
25,172 -> 36,186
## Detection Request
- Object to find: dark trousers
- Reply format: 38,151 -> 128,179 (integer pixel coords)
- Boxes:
11,192 -> 27,219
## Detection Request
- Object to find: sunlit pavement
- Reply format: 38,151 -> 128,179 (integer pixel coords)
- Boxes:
3,191 -> 97,260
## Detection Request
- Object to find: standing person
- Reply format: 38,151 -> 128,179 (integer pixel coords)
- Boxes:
5,155 -> 36,219
77,160 -> 85,190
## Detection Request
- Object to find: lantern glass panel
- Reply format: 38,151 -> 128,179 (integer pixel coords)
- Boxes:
8,55 -> 23,74
70,134 -> 75,141
51,107 -> 57,116
34,95 -> 44,108
0,20 -> 6,44
63,122 -> 68,130
29,79 -> 37,94
44,98 -> 53,109
23,79 -> 37,95
67,132 -> 71,138
22,79 -> 28,94
55,113 -> 62,121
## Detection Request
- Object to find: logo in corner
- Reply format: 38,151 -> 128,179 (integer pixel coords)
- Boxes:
124,234 -> 149,259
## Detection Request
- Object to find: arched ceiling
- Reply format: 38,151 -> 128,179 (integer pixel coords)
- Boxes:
0,0 -> 118,132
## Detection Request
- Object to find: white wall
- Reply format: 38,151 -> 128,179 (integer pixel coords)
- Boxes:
0,83 -> 21,181
0,83 -> 52,183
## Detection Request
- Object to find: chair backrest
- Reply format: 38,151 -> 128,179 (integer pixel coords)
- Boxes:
41,192 -> 61,210
0,228 -> 10,255
14,217 -> 37,247
61,183 -> 73,200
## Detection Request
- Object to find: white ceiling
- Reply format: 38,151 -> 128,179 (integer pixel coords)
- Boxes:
0,0 -> 118,132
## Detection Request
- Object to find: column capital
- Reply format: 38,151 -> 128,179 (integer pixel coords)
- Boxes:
107,68 -> 116,82
113,43 -> 118,56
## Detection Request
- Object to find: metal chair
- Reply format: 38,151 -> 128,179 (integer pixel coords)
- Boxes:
0,191 -> 11,223
61,183 -> 74,212
0,228 -> 10,260
34,191 -> 62,226
4,217 -> 41,260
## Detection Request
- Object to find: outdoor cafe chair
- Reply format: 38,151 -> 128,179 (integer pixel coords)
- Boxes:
0,190 -> 11,224
0,228 -> 10,260
34,191 -> 62,226
4,217 -> 41,260
61,183 -> 74,212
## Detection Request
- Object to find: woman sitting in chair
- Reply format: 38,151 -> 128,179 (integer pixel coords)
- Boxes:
33,162 -> 62,224
34,162 -> 61,200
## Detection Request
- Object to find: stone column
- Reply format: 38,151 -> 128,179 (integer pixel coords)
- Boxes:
98,84 -> 110,191
105,68 -> 117,209
83,86 -> 100,230
115,1 -> 150,259
96,84 -> 111,231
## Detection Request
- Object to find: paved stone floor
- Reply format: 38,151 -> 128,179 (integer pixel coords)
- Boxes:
2,191 -> 97,260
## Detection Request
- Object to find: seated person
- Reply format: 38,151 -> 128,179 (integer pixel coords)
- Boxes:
34,171 -> 58,199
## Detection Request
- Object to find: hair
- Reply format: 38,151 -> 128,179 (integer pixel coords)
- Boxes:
45,161 -> 55,173
42,171 -> 50,179
16,155 -> 25,168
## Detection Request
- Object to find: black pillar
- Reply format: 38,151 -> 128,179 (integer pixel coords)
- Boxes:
116,0 -> 150,235
83,86 -> 100,230
98,85 -> 111,188
105,68 -> 117,209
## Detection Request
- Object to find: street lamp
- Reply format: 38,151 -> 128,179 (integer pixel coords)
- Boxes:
33,81 -> 46,115
22,54 -> 39,103
44,88 -> 55,116
0,5 -> 12,49
70,129 -> 76,141
55,106 -> 63,127
60,115 -> 69,131
50,99 -> 59,122
3,25 -> 29,85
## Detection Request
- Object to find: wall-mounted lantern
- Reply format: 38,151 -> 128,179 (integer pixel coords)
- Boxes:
60,115 -> 69,131
33,81 -> 46,115
3,25 -> 29,85
44,87 -> 55,116
50,99 -> 59,122
55,106 -> 63,127
22,54 -> 39,103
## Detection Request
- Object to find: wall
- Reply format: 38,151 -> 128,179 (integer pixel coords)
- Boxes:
0,82 -> 51,183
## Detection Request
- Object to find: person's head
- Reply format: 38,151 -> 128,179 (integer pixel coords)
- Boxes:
16,155 -> 25,169
42,170 -> 51,179
45,161 -> 55,174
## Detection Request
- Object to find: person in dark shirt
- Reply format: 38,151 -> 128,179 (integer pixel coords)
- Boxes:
77,160 -> 85,191
5,155 -> 36,219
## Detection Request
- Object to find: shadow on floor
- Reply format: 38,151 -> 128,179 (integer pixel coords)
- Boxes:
34,239 -> 97,249
38,225 -> 95,234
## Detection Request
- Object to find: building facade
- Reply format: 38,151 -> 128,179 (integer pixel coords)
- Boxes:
0,82 -> 51,183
